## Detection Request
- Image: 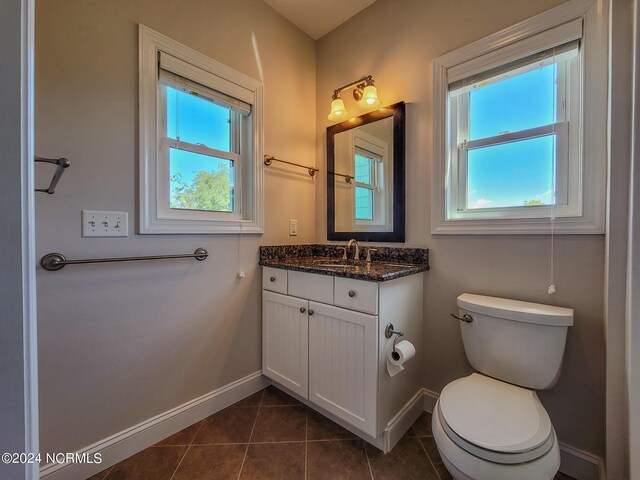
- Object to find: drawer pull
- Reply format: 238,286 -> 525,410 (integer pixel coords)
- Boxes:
308,309 -> 314,316
348,290 -> 356,298
270,276 -> 276,282
300,307 -> 306,313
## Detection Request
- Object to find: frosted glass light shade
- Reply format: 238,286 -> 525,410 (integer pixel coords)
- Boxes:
357,85 -> 381,108
328,97 -> 349,121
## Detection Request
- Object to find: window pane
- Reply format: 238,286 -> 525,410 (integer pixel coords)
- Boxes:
469,64 -> 556,140
355,187 -> 374,220
467,135 -> 555,209
169,147 -> 234,212
166,86 -> 231,152
355,153 -> 372,184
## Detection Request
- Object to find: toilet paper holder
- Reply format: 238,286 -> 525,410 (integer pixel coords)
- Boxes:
385,323 -> 405,355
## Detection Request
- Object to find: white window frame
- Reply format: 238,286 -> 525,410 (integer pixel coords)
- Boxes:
431,0 -> 607,234
139,25 -> 264,234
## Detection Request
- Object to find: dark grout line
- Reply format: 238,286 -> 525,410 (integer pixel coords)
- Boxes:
168,444 -> 191,480
100,466 -> 113,480
363,441 -> 375,480
249,440 -> 308,444
417,436 -> 441,480
236,388 -> 265,480
304,409 -> 308,480
168,419 -> 204,480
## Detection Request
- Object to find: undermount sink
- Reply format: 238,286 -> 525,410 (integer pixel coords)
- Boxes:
312,259 -> 415,269
314,263 -> 356,268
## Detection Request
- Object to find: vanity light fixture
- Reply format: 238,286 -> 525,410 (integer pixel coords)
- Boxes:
328,94 -> 348,122
327,75 -> 381,122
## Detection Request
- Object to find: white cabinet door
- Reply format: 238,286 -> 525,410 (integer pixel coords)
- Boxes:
262,291 -> 308,398
308,301 -> 378,437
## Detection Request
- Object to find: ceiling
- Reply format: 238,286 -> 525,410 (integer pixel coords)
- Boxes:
263,0 -> 378,40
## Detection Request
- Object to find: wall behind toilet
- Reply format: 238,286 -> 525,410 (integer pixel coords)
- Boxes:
315,0 -> 606,458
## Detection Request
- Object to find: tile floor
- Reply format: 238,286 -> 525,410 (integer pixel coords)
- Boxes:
87,385 -> 576,480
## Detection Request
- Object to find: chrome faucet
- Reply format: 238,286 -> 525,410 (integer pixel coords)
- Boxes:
347,239 -> 360,261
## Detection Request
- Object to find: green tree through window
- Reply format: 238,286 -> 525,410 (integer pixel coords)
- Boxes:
170,166 -> 233,212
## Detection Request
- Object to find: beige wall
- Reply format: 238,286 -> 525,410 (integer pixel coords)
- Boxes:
35,0 -> 316,454
316,0 -> 606,457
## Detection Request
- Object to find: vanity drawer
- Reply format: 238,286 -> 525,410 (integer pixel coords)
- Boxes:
288,271 -> 334,304
263,267 -> 288,294
334,277 -> 378,315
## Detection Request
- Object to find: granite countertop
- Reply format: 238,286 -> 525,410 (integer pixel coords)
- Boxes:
259,244 -> 429,282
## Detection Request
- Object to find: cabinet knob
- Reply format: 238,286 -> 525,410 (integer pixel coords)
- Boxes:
300,307 -> 306,313
348,290 -> 356,297
270,276 -> 276,282
308,309 -> 314,316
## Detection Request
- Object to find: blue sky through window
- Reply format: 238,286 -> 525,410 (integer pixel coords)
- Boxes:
165,85 -> 234,201
466,64 -> 557,208
167,86 -> 231,151
467,136 -> 555,208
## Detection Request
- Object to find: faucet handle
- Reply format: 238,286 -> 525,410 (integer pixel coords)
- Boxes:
337,247 -> 347,260
365,248 -> 378,262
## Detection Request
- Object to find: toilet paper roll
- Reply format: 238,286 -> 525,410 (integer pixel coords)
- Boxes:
388,340 -> 416,367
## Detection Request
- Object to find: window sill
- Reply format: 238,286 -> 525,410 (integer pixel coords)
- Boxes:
139,217 -> 263,235
432,216 -> 605,235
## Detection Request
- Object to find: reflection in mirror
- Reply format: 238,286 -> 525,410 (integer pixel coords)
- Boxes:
334,117 -> 393,232
327,102 -> 405,242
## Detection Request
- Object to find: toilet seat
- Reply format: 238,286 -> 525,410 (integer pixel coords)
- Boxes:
438,373 -> 554,464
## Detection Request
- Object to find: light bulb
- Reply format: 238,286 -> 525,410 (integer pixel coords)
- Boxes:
357,84 -> 381,108
328,97 -> 349,122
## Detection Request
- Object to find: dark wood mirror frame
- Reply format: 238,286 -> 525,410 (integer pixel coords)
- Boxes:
327,101 -> 405,242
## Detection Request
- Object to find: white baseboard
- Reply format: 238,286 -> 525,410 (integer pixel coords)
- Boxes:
423,388 -> 439,413
383,389 -> 425,452
40,371 -> 269,480
558,442 -> 606,480
421,389 -> 605,480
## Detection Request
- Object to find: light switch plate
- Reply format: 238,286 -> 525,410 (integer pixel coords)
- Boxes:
82,210 -> 128,237
289,219 -> 298,236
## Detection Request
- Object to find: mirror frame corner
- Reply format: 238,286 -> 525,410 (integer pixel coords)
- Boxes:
326,101 -> 405,242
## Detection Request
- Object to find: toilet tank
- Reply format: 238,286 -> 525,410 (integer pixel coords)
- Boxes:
456,294 -> 573,390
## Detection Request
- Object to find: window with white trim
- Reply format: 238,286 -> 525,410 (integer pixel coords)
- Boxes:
139,26 -> 263,234
431,2 -> 607,234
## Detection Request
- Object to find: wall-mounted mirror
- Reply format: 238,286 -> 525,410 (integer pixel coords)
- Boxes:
327,102 -> 405,242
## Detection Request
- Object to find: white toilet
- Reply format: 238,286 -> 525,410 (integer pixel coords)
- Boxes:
432,293 -> 573,480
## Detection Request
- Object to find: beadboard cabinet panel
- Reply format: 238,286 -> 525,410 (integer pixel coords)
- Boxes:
262,291 -> 308,398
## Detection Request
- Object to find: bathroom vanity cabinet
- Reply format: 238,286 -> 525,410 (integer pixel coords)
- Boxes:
262,265 -> 424,448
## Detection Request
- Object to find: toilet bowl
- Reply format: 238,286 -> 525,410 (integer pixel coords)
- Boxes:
432,374 -> 560,480
433,294 -> 573,480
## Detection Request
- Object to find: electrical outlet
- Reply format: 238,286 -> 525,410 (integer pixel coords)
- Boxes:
82,210 -> 128,237
289,219 -> 298,236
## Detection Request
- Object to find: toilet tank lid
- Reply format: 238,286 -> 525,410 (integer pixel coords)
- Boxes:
457,294 -> 574,326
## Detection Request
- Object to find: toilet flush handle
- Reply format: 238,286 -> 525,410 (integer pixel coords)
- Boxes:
450,313 -> 473,323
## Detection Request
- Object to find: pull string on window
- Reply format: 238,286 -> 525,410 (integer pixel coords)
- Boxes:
548,50 -> 558,295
